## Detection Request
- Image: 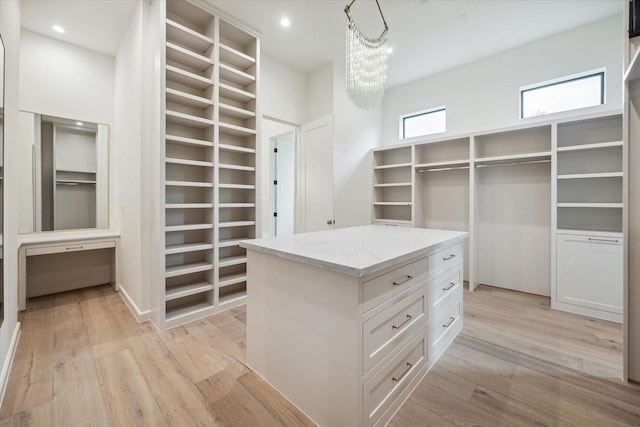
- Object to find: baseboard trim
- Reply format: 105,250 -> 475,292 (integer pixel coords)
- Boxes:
118,286 -> 151,323
0,322 -> 22,407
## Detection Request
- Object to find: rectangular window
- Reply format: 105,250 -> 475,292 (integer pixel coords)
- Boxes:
520,70 -> 604,119
400,107 -> 446,139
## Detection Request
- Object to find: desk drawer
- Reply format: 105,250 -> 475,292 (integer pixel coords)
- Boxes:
428,296 -> 462,360
428,242 -> 462,277
363,257 -> 427,313
363,328 -> 427,427
428,267 -> 462,317
26,240 -> 116,256
363,286 -> 427,375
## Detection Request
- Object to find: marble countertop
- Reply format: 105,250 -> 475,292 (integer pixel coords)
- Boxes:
240,225 -> 468,277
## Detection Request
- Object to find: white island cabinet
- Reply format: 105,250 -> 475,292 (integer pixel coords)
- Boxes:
240,225 -> 467,427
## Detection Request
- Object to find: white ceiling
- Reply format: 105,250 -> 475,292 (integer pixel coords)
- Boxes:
20,0 -> 623,88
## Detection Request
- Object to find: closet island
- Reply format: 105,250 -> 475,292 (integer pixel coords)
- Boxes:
241,225 -> 467,427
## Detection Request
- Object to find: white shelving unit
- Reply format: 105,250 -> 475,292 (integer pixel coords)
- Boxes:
160,0 -> 259,328
372,113 -> 624,314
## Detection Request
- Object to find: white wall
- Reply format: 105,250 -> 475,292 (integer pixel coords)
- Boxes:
261,53 -> 307,124
114,2 -> 148,319
382,14 -> 623,145
19,30 -> 115,126
0,0 -> 21,404
307,64 -> 333,122
332,63 -> 381,228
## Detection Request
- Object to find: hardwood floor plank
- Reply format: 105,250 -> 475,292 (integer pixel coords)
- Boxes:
387,397 -> 457,427
0,301 -> 54,418
0,400 -> 53,427
81,286 -> 129,359
238,371 -> 316,427
96,349 -> 166,427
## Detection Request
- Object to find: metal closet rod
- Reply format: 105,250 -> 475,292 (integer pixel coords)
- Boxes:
475,159 -> 550,169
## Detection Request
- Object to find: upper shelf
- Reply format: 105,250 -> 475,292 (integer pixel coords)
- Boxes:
625,46 -> 640,83
166,19 -> 213,55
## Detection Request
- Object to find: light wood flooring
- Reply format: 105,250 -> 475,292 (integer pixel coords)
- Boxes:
1,284 -> 639,426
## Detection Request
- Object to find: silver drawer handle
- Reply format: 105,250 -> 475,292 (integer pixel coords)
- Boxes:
443,254 -> 456,261
443,316 -> 455,328
66,245 -> 84,251
588,237 -> 619,243
392,314 -> 413,330
392,362 -> 413,382
392,275 -> 413,286
443,282 -> 455,291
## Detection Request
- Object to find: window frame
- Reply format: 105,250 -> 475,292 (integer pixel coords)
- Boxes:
399,106 -> 446,140
519,69 -> 605,119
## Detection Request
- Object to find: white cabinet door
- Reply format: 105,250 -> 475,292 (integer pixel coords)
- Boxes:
556,233 -> 622,316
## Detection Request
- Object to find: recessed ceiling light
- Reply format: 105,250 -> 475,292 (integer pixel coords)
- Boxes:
76,121 -> 83,126
52,25 -> 65,33
280,17 -> 291,28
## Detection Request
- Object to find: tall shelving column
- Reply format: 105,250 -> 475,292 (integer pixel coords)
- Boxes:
553,114 -> 623,323
215,18 -> 259,307
163,1 -> 216,325
371,145 -> 413,225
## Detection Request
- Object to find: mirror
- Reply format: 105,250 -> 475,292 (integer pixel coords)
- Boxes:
0,33 -> 5,327
19,112 -> 108,233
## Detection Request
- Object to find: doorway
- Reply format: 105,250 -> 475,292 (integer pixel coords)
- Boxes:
269,131 -> 295,237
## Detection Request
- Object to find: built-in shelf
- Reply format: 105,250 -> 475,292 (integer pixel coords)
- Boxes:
557,172 -> 623,180
218,272 -> 246,287
218,143 -> 256,154
625,45 -> 640,82
165,281 -> 215,302
219,183 -> 255,190
373,182 -> 412,188
166,65 -> 213,90
165,242 -> 214,255
219,288 -> 247,305
165,261 -> 213,278
165,203 -> 214,209
165,157 -> 214,167
166,134 -> 213,148
219,82 -> 255,103
372,218 -> 413,225
415,159 -> 470,171
219,238 -> 249,247
373,202 -> 412,206
166,42 -> 213,71
56,179 -> 96,185
165,180 -> 214,188
219,63 -> 255,86
373,162 -> 412,170
219,255 -> 247,268
166,223 -> 213,232
219,43 -> 255,70
166,88 -> 213,109
219,122 -> 257,137
218,221 -> 256,228
556,141 -> 623,152
557,202 -> 623,208
165,302 -> 213,322
219,102 -> 255,119
166,19 -> 214,54
219,203 -> 256,208
166,110 -> 214,128
218,163 -> 255,172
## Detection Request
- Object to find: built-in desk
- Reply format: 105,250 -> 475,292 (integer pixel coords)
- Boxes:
241,225 -> 468,427
18,230 -> 120,310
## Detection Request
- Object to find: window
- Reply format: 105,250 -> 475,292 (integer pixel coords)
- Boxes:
400,107 -> 446,139
520,70 -> 604,119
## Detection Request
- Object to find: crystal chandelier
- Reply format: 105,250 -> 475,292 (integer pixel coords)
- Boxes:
344,0 -> 389,110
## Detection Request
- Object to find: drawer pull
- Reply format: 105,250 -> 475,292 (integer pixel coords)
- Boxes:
392,314 -> 413,330
443,282 -> 455,291
588,237 -> 619,244
66,245 -> 84,251
443,254 -> 456,261
392,362 -> 413,382
443,316 -> 455,328
392,275 -> 413,286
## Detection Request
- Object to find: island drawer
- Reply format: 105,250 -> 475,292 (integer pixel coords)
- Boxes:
428,242 -> 462,277
428,267 -> 462,317
362,257 -> 427,313
362,286 -> 427,375
363,327 -> 427,427
428,296 -> 462,363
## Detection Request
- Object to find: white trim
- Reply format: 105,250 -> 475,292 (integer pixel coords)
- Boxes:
0,322 -> 21,406
118,286 -> 151,322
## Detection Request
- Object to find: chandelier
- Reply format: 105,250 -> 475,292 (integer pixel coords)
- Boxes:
344,0 -> 389,110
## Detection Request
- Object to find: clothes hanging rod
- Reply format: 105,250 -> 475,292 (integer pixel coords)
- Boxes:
475,159 -> 550,169
417,166 -> 470,173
